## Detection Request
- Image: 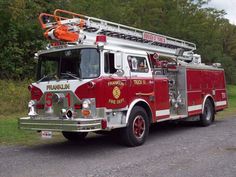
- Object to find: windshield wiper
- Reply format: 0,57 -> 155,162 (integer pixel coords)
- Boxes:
37,73 -> 58,83
61,72 -> 80,80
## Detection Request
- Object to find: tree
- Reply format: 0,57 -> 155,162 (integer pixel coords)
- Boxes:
0,0 -> 236,84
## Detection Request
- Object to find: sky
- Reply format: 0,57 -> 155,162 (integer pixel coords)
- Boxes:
205,0 -> 236,24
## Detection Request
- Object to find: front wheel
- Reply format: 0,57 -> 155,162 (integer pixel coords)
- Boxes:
121,106 -> 149,147
62,132 -> 88,142
199,99 -> 214,126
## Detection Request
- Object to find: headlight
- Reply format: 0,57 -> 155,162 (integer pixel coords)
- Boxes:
81,98 -> 96,118
82,99 -> 91,109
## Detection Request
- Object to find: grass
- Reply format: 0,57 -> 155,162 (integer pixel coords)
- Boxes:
0,80 -> 235,145
0,114 -> 64,145
0,80 -> 64,145
216,85 -> 236,118
0,114 -> 39,145
0,80 -> 35,145
0,80 -> 30,116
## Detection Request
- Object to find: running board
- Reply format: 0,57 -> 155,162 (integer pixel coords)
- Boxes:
157,114 -> 188,122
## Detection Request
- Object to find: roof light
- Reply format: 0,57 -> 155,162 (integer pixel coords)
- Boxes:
96,35 -> 107,43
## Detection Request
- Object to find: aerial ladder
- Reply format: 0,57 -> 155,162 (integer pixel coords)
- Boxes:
39,9 -> 197,61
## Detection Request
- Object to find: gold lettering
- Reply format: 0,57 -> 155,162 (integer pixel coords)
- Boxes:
65,84 -> 70,89
108,81 -> 124,86
108,98 -> 124,104
46,84 -> 70,90
116,98 -> 124,104
46,85 -> 52,90
108,99 -> 116,104
133,80 -> 142,85
133,80 -> 147,85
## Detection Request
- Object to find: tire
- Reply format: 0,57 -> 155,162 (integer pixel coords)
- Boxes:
121,106 -> 149,147
199,99 -> 214,126
62,131 -> 88,142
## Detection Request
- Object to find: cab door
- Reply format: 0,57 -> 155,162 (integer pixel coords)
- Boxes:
102,51 -> 129,109
128,54 -> 154,97
126,54 -> 155,118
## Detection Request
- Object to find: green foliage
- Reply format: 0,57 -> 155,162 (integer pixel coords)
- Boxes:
0,115 -> 64,145
0,80 -> 30,115
1,0 -> 236,83
227,85 -> 236,108
221,55 -> 236,84
216,85 -> 236,118
0,116 -> 38,145
0,0 -> 71,79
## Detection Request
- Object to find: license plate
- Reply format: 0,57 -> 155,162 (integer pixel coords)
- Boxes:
41,131 -> 52,139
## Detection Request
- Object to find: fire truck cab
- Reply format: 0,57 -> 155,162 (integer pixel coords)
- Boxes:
19,9 -> 227,146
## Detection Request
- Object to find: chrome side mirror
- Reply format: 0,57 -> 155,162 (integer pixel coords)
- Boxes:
116,69 -> 124,76
115,52 -> 123,70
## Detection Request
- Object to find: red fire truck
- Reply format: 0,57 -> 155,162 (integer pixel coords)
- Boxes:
19,9 -> 228,146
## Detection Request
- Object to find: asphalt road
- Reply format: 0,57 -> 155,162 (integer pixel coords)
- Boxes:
0,116 -> 236,177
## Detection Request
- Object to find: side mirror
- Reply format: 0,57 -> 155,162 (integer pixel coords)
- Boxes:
115,52 -> 123,70
116,69 -> 124,76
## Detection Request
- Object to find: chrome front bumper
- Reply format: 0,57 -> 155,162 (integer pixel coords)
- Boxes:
19,117 -> 104,132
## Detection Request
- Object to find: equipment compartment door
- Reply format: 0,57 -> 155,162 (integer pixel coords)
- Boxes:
154,77 -> 170,120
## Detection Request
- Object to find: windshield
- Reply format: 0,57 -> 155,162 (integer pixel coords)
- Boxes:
37,48 -> 100,81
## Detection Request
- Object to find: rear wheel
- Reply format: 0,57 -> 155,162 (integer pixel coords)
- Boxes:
121,106 -> 149,147
199,99 -> 214,126
62,132 -> 88,142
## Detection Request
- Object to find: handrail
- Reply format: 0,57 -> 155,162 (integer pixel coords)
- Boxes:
53,9 -> 85,25
38,13 -> 68,29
